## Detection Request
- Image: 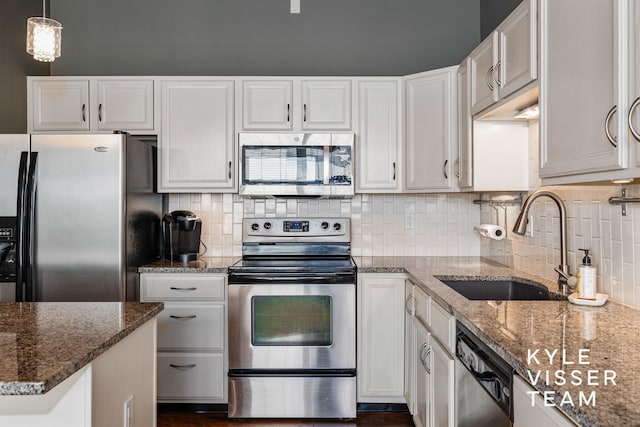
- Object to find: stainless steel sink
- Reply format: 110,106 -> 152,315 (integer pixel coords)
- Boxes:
436,276 -> 558,301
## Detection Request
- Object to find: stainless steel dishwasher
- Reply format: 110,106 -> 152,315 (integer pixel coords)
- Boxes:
456,322 -> 513,427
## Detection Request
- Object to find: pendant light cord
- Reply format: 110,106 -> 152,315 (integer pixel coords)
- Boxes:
42,0 -> 46,18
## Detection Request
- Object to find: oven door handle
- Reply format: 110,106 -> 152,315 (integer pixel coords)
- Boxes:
229,274 -> 355,284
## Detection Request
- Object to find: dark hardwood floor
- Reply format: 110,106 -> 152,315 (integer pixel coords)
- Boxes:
157,412 -> 415,427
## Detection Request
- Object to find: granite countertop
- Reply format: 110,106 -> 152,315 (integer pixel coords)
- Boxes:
357,256 -> 636,427
0,302 -> 163,396
140,255 -> 635,425
138,256 -> 239,273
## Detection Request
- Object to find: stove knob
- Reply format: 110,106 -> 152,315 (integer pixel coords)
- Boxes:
321,221 -> 329,230
251,223 -> 260,231
333,222 -> 342,231
263,222 -> 272,230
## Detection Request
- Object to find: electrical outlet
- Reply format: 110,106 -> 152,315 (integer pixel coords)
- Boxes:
525,215 -> 534,237
123,396 -> 134,427
405,213 -> 415,229
290,0 -> 301,13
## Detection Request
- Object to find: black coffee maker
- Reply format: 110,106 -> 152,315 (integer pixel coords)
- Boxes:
162,210 -> 202,262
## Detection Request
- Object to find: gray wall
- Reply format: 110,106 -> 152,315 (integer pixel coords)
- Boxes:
50,0 -> 481,76
0,0 -> 50,132
479,0 -> 521,39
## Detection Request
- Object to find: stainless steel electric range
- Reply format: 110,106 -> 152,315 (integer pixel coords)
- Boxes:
227,217 -> 356,419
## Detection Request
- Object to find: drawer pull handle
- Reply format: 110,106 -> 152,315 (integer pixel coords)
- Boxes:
169,314 -> 197,320
169,363 -> 197,369
170,287 -> 197,291
405,294 -> 414,315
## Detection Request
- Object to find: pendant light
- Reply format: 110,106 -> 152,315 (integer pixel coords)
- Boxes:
26,0 -> 63,62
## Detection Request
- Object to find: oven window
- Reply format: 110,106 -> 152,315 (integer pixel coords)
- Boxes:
252,296 -> 332,346
242,146 -> 325,185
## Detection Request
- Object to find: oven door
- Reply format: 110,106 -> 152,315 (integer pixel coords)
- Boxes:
228,282 -> 355,370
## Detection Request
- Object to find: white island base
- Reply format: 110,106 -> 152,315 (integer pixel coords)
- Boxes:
0,319 -> 157,427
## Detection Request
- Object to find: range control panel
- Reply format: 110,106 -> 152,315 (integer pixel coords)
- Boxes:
244,218 -> 350,241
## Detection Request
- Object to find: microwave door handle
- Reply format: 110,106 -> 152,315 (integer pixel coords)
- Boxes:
323,145 -> 330,185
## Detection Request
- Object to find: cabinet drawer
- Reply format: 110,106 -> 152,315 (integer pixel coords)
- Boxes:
140,274 -> 225,301
429,299 -> 455,353
157,352 -> 225,401
414,287 -> 429,327
158,303 -> 225,351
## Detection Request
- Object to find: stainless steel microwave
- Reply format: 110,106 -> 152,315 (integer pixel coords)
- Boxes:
238,133 -> 354,198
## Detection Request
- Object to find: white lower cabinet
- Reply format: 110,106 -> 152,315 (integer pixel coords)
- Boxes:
414,320 -> 432,427
513,375 -> 578,427
157,353 -> 225,401
407,280 -> 456,427
404,281 -> 415,413
431,338 -> 455,427
140,273 -> 227,403
357,274 -> 406,403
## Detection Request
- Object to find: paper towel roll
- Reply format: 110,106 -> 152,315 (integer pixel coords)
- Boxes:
474,224 -> 506,240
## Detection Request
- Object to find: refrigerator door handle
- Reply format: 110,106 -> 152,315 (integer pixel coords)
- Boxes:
24,152 -> 38,302
15,152 -> 29,302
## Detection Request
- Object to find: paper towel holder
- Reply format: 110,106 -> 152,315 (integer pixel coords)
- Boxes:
473,224 -> 506,240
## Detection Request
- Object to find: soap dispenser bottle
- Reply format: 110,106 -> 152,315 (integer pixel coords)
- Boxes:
577,248 -> 596,300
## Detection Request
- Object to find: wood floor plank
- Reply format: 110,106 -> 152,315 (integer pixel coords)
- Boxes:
157,412 -> 414,427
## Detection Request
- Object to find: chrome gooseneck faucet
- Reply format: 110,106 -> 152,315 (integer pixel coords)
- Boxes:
512,189 -> 574,294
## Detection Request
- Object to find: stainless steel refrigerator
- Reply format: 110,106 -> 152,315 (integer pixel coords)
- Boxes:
0,133 -> 163,302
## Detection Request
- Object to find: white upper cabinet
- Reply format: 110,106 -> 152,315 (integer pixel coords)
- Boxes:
539,0 -> 627,180
240,78 -> 351,131
160,79 -> 235,192
96,79 -> 154,131
28,77 -> 155,133
355,79 -> 402,192
404,66 -> 458,192
457,59 -> 473,189
470,33 -> 499,115
497,0 -> 537,99
632,2 -> 640,167
242,80 -> 293,130
29,78 -> 90,131
301,80 -> 352,130
470,0 -> 537,116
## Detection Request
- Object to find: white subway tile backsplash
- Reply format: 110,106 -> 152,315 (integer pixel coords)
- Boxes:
482,183 -> 640,309
168,192 -> 481,260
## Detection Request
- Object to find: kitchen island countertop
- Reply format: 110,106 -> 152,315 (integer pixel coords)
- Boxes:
0,302 -> 163,395
357,256 -> 637,427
